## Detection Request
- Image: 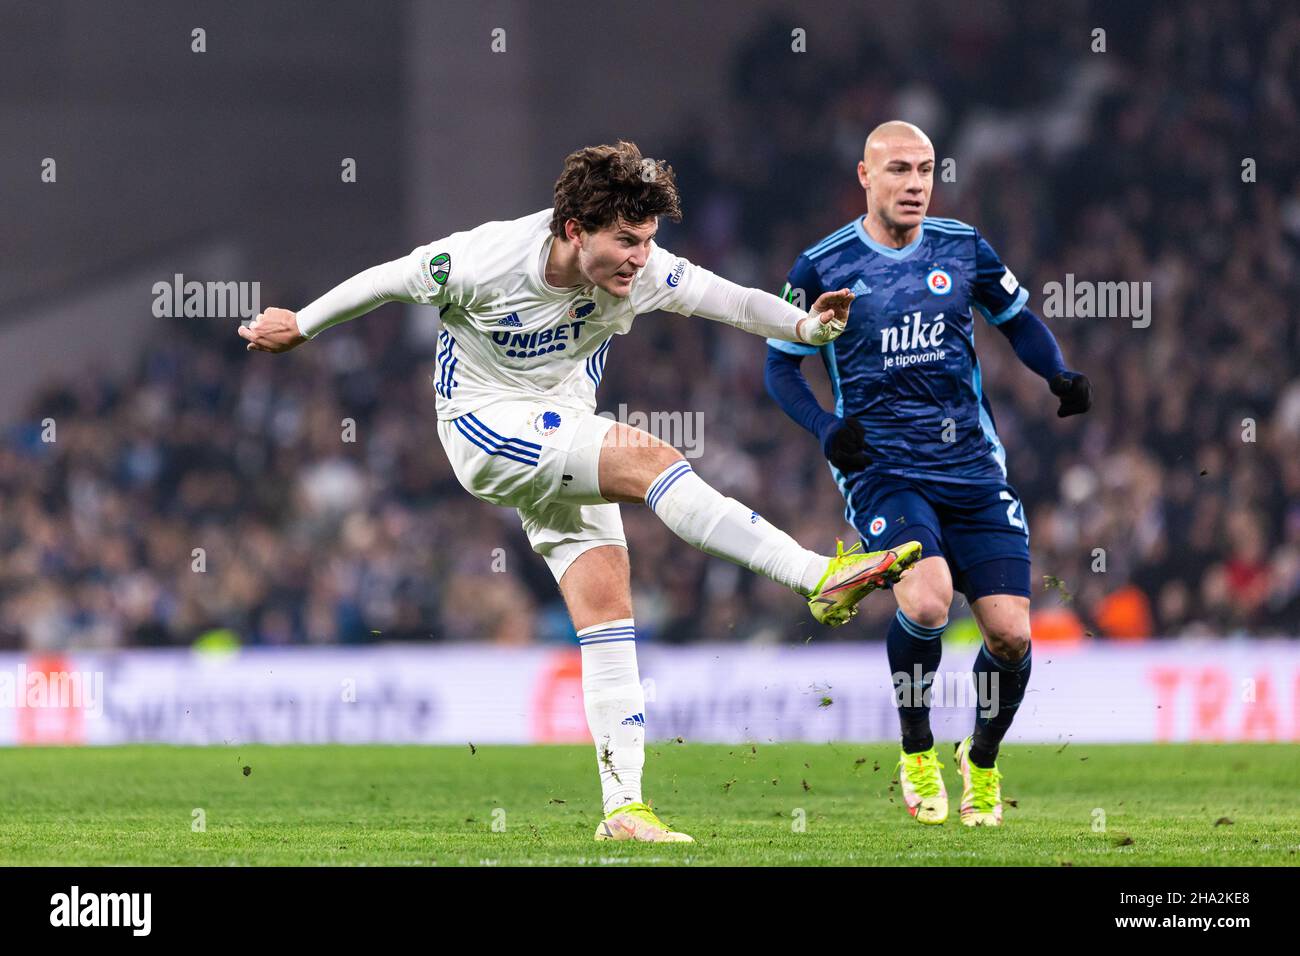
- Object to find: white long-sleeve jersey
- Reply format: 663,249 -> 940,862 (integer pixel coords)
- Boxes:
295,208 -> 830,419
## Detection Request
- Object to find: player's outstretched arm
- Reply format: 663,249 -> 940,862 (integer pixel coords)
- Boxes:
687,271 -> 853,346
238,258 -> 414,353
765,347 -> 871,471
765,347 -> 834,437
994,307 -> 1092,417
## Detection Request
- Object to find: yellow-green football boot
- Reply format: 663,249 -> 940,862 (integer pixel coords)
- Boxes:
955,735 -> 1004,826
897,746 -> 949,824
808,539 -> 922,626
594,801 -> 694,843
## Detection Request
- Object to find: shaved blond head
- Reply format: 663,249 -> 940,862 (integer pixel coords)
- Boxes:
863,121 -> 933,164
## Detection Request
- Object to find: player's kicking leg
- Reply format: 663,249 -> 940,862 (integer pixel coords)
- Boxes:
556,542 -> 693,843
436,403 -> 915,842
955,592 -> 1031,827
888,554 -> 953,824
599,424 -> 920,626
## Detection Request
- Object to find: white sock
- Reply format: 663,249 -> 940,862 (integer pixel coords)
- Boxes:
578,619 -> 645,814
644,461 -> 823,594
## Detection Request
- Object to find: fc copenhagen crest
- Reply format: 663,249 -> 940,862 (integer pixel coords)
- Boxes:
568,299 -> 596,320
534,410 -> 562,436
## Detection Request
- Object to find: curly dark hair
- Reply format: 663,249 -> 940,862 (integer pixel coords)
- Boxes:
550,140 -> 682,237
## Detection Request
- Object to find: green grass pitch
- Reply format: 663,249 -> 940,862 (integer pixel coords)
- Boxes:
2,743 -> 1296,865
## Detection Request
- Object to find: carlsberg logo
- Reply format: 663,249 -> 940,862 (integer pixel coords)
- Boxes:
881,311 -> 947,369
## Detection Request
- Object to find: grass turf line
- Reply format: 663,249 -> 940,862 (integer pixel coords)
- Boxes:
1,743 -> 1296,866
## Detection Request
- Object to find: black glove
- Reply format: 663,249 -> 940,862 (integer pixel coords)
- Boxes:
820,416 -> 871,471
1049,371 -> 1092,418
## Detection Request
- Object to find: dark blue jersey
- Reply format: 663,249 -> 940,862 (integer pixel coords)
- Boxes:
768,215 -> 1030,484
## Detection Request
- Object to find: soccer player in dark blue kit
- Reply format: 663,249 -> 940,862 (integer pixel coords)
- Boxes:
764,122 -> 1092,826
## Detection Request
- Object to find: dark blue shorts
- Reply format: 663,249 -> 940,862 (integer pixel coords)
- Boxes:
844,471 -> 1031,600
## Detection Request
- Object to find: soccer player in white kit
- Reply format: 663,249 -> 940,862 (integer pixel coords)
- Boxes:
239,141 -> 921,843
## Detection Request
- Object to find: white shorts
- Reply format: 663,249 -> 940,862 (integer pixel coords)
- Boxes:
437,399 -> 625,583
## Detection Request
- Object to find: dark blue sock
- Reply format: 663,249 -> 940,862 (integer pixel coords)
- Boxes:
886,608 -> 946,754
970,642 -> 1032,768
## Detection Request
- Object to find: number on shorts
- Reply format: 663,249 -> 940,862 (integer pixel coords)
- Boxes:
1000,490 -> 1025,530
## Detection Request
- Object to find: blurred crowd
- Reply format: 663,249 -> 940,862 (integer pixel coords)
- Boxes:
2,1 -> 1297,649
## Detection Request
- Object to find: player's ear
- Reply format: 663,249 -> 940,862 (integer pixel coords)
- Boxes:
857,160 -> 869,191
564,218 -> 583,245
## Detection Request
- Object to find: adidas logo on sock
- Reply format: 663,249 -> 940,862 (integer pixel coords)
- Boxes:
620,713 -> 645,726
